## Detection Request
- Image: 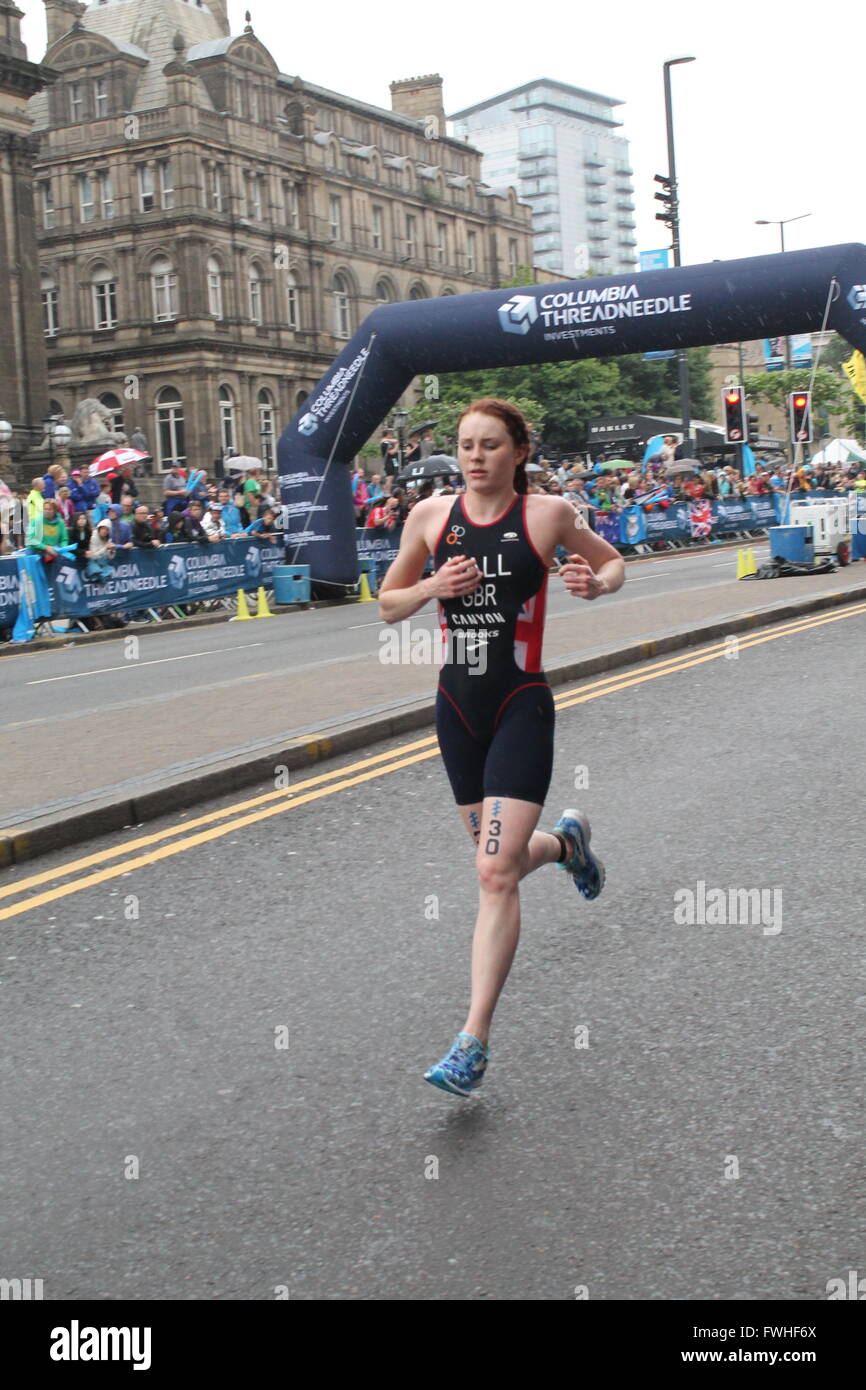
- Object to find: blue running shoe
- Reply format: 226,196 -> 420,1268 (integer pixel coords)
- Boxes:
553,808 -> 606,901
424,1032 -> 489,1097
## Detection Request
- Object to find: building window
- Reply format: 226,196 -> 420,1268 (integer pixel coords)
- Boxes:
78,173 -> 95,223
466,229 -> 477,273
41,181 -> 55,230
99,170 -> 114,219
219,385 -> 236,454
41,276 -> 59,337
248,263 -> 263,323
375,279 -> 393,305
94,76 -> 108,117
409,285 -> 428,300
436,222 -> 447,265
99,392 -> 124,434
249,86 -> 259,123
284,180 -> 300,229
405,213 -> 416,259
329,193 -> 342,240
508,238 -> 519,279
207,256 -> 223,319
69,82 -> 83,122
286,271 -> 299,329
151,255 -> 178,321
258,388 -> 276,467
207,163 -> 224,212
92,266 -> 118,330
332,272 -> 350,338
156,386 -> 185,469
159,160 -> 174,210
371,205 -> 383,251
138,164 -> 155,212
246,172 -> 265,220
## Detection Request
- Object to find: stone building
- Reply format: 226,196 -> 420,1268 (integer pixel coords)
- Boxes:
30,0 -> 533,474
0,0 -> 56,454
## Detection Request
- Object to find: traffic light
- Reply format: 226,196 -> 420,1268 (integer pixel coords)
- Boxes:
788,389 -> 813,443
654,173 -> 677,229
747,412 -> 760,442
722,385 -> 747,443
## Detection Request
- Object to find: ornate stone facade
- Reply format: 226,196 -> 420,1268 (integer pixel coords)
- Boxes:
30,0 -> 533,473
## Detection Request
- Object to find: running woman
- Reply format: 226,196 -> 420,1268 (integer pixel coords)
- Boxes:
378,399 -> 625,1096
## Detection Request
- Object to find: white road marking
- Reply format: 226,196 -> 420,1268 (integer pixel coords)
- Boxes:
27,643 -> 265,685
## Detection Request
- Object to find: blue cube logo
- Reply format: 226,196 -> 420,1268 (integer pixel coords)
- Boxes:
847,284 -> 866,313
498,294 -> 539,335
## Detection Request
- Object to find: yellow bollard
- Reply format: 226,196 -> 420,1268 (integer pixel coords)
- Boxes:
230,588 -> 254,620
744,547 -> 757,576
255,586 -> 275,618
358,571 -> 375,603
736,548 -> 747,579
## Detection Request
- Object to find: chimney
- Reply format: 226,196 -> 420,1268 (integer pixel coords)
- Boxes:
0,1 -> 27,61
390,73 -> 445,134
207,0 -> 231,36
43,0 -> 86,49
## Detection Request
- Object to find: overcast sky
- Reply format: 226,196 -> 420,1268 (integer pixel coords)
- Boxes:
21,0 -> 865,270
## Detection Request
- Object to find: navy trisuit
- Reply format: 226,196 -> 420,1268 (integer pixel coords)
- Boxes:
433,492 -> 555,807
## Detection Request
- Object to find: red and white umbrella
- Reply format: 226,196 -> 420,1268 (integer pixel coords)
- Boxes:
88,447 -> 149,478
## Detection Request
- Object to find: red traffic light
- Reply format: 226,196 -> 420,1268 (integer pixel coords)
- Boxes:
793,394 -> 807,408
725,390 -> 741,405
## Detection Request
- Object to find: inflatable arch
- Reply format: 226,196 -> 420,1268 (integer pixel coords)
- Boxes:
276,243 -> 866,587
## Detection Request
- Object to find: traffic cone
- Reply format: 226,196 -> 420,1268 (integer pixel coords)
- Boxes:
255,585 -> 274,618
358,571 -> 375,602
230,588 -> 254,620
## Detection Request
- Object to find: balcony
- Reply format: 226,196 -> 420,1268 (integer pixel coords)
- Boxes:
585,175 -> 605,186
584,157 -> 605,168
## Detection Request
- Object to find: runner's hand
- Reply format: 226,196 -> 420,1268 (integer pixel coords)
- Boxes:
559,554 -> 608,600
430,555 -> 482,599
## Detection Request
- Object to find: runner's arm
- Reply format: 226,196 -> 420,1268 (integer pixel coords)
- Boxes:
377,501 -> 480,623
554,498 -> 624,597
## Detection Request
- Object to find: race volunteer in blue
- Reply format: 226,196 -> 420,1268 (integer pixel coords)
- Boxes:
378,399 -> 624,1098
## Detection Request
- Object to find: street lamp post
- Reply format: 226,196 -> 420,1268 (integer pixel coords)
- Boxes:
755,214 -> 812,370
392,408 -> 408,473
662,56 -> 695,447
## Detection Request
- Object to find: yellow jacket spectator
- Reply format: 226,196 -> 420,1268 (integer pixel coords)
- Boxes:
26,498 -> 68,561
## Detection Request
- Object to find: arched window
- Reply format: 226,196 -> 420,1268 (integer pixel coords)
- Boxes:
286,270 -> 299,330
41,274 -> 59,337
375,278 -> 394,306
440,287 -> 456,297
332,272 -> 351,339
409,284 -> 429,300
258,388 -> 276,467
156,386 -> 185,469
219,385 -> 236,454
99,392 -> 124,434
150,255 -> 177,322
283,101 -> 304,136
91,263 -> 118,330
296,389 -> 308,410
207,256 -> 224,319
248,263 -> 263,324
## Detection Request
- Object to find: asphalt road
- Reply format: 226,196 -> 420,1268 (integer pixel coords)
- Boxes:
0,546 -> 754,733
1,599 -> 863,1300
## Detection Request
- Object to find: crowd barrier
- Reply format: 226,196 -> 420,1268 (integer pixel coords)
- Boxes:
0,537 -> 289,638
3,495 -> 863,638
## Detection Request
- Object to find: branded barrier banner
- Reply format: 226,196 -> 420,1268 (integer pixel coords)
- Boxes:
593,511 -> 622,546
46,539 -> 289,618
0,557 -> 21,629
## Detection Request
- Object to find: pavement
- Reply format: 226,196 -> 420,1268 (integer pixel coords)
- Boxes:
2,547 -> 866,865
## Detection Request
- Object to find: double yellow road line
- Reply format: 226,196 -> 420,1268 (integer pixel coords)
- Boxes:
2,601 -> 864,923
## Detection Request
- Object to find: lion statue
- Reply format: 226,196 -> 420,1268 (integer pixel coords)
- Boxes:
69,398 -> 127,445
